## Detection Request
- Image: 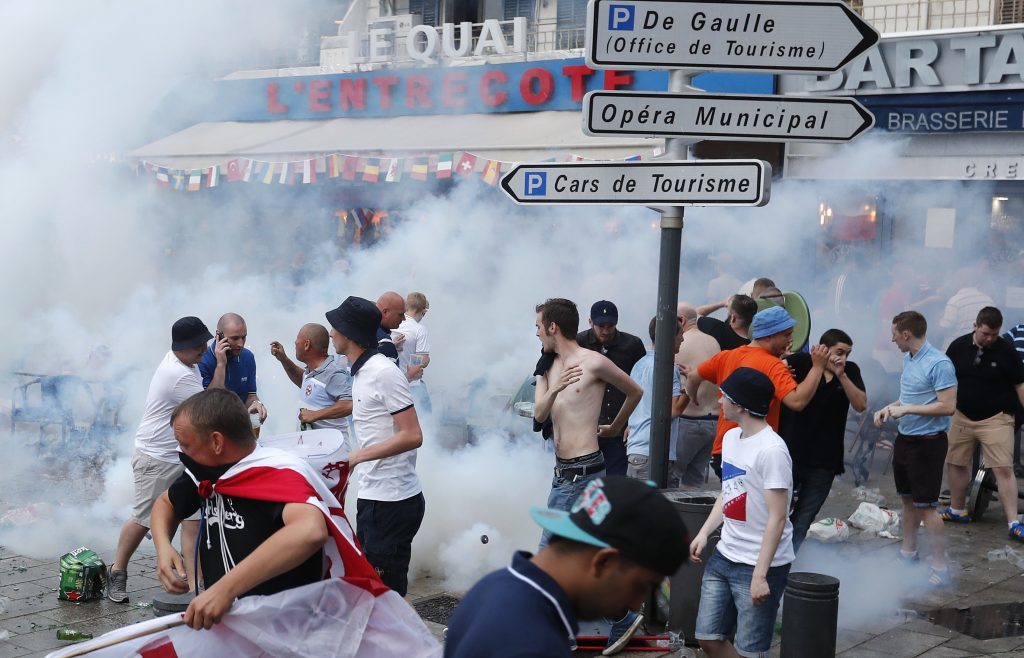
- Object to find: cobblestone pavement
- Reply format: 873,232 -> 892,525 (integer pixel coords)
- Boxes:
5,454 -> 1024,657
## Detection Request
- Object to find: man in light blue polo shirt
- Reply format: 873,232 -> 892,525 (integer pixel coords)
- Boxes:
625,316 -> 688,483
874,310 -> 957,586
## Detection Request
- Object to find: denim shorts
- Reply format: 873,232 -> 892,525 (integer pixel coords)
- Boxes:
695,551 -> 790,657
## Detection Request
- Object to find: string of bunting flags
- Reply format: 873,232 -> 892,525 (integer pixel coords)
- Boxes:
137,149 -> 653,192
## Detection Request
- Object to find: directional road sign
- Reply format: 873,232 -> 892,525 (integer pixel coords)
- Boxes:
586,0 -> 879,73
583,91 -> 875,142
500,160 -> 771,206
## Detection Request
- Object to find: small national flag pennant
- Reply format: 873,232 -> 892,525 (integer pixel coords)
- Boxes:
435,153 -> 453,179
385,158 -> 403,183
343,155 -> 359,181
455,152 -> 476,176
156,167 -> 170,188
482,159 -> 501,186
411,158 -> 428,181
363,158 -> 380,183
206,166 -> 219,188
328,154 -> 341,178
303,159 -> 317,184
262,162 -> 277,184
226,159 -> 243,182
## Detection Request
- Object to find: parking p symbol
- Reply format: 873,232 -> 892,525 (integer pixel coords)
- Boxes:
525,172 -> 547,196
608,5 -> 635,30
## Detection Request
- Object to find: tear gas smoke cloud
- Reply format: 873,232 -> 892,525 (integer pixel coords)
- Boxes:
0,2 -> 1020,605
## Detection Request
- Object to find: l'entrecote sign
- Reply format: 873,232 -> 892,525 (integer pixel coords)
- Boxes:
781,25 -> 1024,96
347,18 -> 527,64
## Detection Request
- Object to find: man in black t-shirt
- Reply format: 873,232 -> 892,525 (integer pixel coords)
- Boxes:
940,307 -> 1024,538
781,329 -> 867,552
151,389 -> 330,630
697,295 -> 756,351
577,300 -> 647,476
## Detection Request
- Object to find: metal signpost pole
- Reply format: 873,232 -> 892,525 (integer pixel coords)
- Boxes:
648,69 -> 692,489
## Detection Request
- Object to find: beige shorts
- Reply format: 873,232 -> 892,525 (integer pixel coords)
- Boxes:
130,449 -> 183,528
945,411 -> 1015,468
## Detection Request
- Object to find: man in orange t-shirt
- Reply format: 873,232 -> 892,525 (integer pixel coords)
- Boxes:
686,306 -> 829,478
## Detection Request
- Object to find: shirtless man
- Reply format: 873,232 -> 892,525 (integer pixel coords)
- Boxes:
533,298 -> 645,653
533,299 -> 643,544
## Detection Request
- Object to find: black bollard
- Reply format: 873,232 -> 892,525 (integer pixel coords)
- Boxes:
780,572 -> 840,658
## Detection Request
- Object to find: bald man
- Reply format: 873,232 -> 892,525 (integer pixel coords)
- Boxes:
198,313 -> 267,422
271,324 -> 354,443
376,291 -> 406,365
675,302 -> 722,488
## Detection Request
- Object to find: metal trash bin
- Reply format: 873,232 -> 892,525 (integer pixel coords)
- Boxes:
663,489 -> 721,646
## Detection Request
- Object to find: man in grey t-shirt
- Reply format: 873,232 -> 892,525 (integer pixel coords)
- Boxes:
271,323 -> 353,440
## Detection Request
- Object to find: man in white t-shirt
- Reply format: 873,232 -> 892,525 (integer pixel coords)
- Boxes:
108,317 -> 228,604
690,367 -> 794,658
326,296 -> 424,596
396,292 -> 432,415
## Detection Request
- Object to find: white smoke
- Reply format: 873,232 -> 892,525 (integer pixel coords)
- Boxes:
0,2 -> 1016,608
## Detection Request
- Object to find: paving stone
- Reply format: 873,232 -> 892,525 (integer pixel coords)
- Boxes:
837,647 -> 899,657
857,627 -> 949,657
0,614 -> 59,636
914,645 -> 977,657
0,567 -> 58,588
0,641 -> 33,658
0,596 -> 61,624
0,583 -> 50,602
942,634 -> 1024,654
898,618 -> 963,639
836,628 -> 876,652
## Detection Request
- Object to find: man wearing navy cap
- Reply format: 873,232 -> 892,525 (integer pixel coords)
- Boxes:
326,296 -> 424,596
691,368 -> 795,658
445,476 -> 688,658
578,300 -> 647,476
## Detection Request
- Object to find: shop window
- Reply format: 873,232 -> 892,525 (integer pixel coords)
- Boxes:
819,196 -> 878,242
555,0 -> 586,47
991,194 -> 1024,262
503,0 -> 535,20
453,0 -> 482,23
411,0 -> 441,25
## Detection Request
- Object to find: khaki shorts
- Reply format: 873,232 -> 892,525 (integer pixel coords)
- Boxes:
945,411 -> 1015,468
130,449 -> 183,528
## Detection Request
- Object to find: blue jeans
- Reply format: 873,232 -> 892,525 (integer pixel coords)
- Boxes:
789,464 -> 836,553
695,551 -> 790,658
539,453 -> 606,549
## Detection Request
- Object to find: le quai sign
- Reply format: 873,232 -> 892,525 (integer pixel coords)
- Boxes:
345,18 -> 527,64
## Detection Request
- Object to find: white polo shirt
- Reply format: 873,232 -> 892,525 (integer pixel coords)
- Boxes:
351,351 -> 420,501
135,351 -> 204,463
396,315 -> 431,387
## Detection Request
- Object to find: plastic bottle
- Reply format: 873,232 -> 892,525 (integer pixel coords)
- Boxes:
56,629 -> 94,641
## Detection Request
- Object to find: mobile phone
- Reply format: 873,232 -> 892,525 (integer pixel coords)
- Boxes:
216,330 -> 224,341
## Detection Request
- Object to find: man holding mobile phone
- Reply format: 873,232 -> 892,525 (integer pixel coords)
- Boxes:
199,313 -> 268,424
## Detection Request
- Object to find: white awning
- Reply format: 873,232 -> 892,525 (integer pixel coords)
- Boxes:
128,111 -> 656,169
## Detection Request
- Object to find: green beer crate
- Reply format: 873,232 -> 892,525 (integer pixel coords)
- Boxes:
58,547 -> 108,601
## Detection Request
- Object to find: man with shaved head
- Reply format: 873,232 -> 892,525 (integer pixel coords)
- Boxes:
376,291 -> 406,365
199,313 -> 267,423
270,323 -> 354,444
675,302 -> 721,487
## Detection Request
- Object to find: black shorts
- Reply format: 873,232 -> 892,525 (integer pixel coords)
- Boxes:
892,432 -> 948,508
356,493 -> 425,596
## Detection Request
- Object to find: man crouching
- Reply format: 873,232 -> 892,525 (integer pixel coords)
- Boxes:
151,388 -> 329,630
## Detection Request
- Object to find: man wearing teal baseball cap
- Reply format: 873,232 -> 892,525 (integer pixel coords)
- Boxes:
444,476 -> 688,657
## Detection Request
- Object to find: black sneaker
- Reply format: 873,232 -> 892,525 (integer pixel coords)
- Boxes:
107,569 -> 128,603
